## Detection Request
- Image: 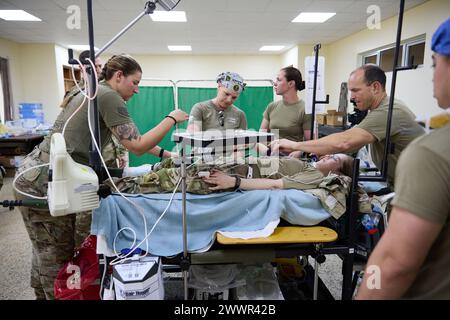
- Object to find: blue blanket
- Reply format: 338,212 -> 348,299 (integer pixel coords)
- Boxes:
91,189 -> 331,256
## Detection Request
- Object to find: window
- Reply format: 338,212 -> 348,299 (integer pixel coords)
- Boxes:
0,57 -> 13,122
361,35 -> 425,72
379,46 -> 403,72
405,41 -> 425,66
364,54 -> 377,65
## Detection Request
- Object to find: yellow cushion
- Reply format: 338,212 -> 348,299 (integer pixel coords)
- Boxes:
217,226 -> 338,245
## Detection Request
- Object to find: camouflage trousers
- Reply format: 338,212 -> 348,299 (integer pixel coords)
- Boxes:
14,147 -> 92,300
18,204 -> 91,300
106,157 -> 254,195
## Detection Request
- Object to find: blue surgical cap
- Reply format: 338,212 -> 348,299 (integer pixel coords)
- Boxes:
432,18 -> 450,56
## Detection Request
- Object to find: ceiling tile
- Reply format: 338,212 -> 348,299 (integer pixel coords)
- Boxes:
0,0 -> 429,55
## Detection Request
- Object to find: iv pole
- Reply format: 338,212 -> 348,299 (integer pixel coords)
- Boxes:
72,0 -> 186,298
309,43 -> 330,141
359,0 -> 417,182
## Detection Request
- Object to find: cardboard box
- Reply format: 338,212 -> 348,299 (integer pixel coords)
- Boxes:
4,167 -> 16,177
326,110 -> 346,127
0,155 -> 15,168
316,114 -> 327,125
0,155 -> 25,168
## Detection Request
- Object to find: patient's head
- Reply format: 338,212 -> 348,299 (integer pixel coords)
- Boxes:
315,154 -> 353,177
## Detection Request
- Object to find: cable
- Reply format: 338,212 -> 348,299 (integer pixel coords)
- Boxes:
85,82 -> 150,256
109,176 -> 182,266
112,227 -> 137,259
70,59 -> 88,96
98,254 -> 108,299
62,95 -> 87,138
12,163 -> 49,200
62,58 -> 98,137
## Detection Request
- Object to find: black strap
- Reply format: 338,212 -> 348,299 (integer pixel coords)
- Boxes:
159,148 -> 165,160
165,115 -> 177,126
233,176 -> 241,191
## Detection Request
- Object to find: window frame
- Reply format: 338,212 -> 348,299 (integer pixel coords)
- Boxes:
361,35 -> 425,72
404,39 -> 425,67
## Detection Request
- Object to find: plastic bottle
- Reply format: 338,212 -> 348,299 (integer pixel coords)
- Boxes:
361,213 -> 380,235
120,248 -> 143,259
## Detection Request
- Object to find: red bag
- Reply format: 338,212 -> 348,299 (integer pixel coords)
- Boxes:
54,235 -> 101,300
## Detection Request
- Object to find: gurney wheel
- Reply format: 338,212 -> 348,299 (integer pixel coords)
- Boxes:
316,254 -> 326,264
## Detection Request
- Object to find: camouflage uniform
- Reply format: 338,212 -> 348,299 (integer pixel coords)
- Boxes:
14,147 -> 93,300
14,81 -> 132,300
106,157 -> 354,219
102,135 -> 128,168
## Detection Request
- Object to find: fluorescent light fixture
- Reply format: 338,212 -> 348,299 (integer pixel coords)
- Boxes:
168,45 -> 192,51
0,10 -> 41,21
68,45 -> 99,51
292,12 -> 336,23
259,46 -> 285,52
150,11 -> 186,22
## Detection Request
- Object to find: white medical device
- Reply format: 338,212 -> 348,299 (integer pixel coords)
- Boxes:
47,133 -> 99,217
113,254 -> 164,300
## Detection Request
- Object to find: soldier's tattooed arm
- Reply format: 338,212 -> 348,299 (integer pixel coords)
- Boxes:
111,122 -> 141,142
111,118 -> 175,156
111,122 -> 145,155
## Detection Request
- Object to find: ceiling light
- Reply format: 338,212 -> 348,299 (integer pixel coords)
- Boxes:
150,11 -> 186,22
168,45 -> 192,51
259,46 -> 285,52
292,12 -> 336,23
0,10 -> 41,21
68,45 -> 99,51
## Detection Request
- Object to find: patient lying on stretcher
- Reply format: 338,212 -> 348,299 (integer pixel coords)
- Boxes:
106,154 -> 363,219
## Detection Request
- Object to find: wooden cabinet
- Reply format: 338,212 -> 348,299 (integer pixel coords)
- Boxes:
63,66 -> 81,94
0,134 -> 45,176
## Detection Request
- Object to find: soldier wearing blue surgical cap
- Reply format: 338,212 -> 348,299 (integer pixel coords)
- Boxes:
187,71 -> 248,132
357,18 -> 450,300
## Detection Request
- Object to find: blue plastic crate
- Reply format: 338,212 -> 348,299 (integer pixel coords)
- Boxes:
18,103 -> 44,124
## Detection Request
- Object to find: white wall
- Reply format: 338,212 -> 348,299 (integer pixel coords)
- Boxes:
134,54 -> 281,89
326,0 -> 450,118
55,44 -> 69,105
17,44 -> 62,123
281,46 -> 299,69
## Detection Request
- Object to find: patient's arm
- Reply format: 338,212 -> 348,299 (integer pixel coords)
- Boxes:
239,177 -> 283,190
203,169 -> 283,191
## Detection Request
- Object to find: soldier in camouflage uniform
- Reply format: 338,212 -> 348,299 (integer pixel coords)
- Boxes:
106,154 -> 368,219
14,54 -> 188,299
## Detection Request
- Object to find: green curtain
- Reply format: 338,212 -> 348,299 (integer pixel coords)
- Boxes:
127,86 -> 273,166
127,86 -> 175,166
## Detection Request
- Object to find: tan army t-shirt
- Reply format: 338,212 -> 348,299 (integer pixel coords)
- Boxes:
263,100 -> 312,141
39,81 -> 133,165
188,100 -> 247,131
357,96 -> 425,185
392,123 -> 450,299
251,157 -> 323,189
